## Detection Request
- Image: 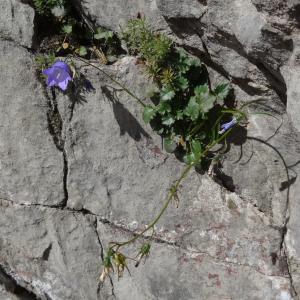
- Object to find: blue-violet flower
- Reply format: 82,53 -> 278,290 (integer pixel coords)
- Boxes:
219,117 -> 237,134
43,61 -> 72,91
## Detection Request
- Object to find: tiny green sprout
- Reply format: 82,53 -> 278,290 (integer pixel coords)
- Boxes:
143,106 -> 156,123
78,46 -> 88,57
94,28 -> 114,41
163,137 -> 177,153
62,24 -> 73,34
35,53 -> 56,74
135,243 -> 151,267
161,68 -> 175,86
33,0 -> 65,15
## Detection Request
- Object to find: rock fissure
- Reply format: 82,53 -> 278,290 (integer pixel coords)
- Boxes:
0,264 -> 40,300
92,219 -> 116,298
61,150 -> 69,207
282,248 -> 298,297
42,87 -> 70,208
0,199 -> 290,280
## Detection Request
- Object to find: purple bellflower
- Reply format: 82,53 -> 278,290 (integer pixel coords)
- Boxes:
219,117 -> 237,134
43,61 -> 72,91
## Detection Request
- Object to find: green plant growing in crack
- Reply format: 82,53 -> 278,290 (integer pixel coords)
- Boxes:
33,0 -> 65,15
36,15 -> 255,283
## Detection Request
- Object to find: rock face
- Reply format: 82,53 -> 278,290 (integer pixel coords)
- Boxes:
0,0 -> 35,48
0,0 -> 300,300
0,40 -> 65,206
79,0 -> 300,131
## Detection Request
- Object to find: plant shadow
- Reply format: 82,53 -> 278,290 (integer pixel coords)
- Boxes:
101,85 -> 150,141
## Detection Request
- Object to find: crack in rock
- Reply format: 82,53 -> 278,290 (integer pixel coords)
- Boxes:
0,264 -> 39,300
41,85 -> 69,208
92,219 -> 116,299
0,200 -> 291,280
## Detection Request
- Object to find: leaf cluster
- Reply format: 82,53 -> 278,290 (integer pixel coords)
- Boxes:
33,0 -> 65,15
122,19 -> 172,77
124,20 -> 234,166
35,53 -> 56,71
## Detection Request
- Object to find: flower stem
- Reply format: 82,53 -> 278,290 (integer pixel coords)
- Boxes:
111,127 -> 234,250
72,55 -> 147,108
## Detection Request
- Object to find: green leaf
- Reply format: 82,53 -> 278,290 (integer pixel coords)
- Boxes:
184,152 -> 198,165
184,97 -> 200,121
190,58 -> 201,68
194,85 -> 209,97
175,110 -> 184,120
164,138 -> 177,153
191,140 -> 202,154
193,85 -> 216,114
62,25 -> 72,34
199,94 -> 216,114
94,33 -> 104,40
79,46 -> 87,57
160,87 -> 175,101
183,141 -> 202,164
143,106 -> 156,123
176,76 -> 189,91
162,115 -> 175,126
157,101 -> 171,114
94,29 -> 114,40
190,140 -> 202,163
214,83 -> 230,100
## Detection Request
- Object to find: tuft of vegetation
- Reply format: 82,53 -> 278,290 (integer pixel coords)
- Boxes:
33,0 -> 65,15
123,19 -> 235,168
122,19 -> 172,77
35,53 -> 56,71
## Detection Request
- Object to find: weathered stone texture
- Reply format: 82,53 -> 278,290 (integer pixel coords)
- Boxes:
0,0 -> 35,48
0,205 -> 103,300
77,0 -> 300,131
98,221 -> 293,300
0,40 -> 65,206
1,0 -> 300,299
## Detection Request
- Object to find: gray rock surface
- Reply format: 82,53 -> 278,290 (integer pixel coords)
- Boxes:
282,35 -> 300,131
98,221 -> 293,300
0,0 -> 35,48
0,40 -> 65,206
0,286 -> 19,300
0,0 -> 300,299
0,204 -> 103,300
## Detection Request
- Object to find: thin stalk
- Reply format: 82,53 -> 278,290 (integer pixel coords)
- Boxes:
111,127 -> 234,250
71,54 -> 238,252
112,163 -> 193,249
72,55 -> 147,108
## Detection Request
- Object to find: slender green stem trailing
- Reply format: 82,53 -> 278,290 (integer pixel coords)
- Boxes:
68,51 -> 241,283
69,53 -> 237,251
112,164 -> 193,249
109,126 -> 234,251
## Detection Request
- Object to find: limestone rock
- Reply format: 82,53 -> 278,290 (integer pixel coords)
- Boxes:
0,0 -> 35,48
0,40 -> 65,206
98,221 -> 293,300
56,58 -> 295,297
282,35 -> 300,132
0,0 -> 300,299
77,0 -> 300,131
0,205 -> 104,300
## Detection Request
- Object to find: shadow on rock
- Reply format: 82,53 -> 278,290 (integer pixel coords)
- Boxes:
67,73 -> 95,107
101,85 -> 150,141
